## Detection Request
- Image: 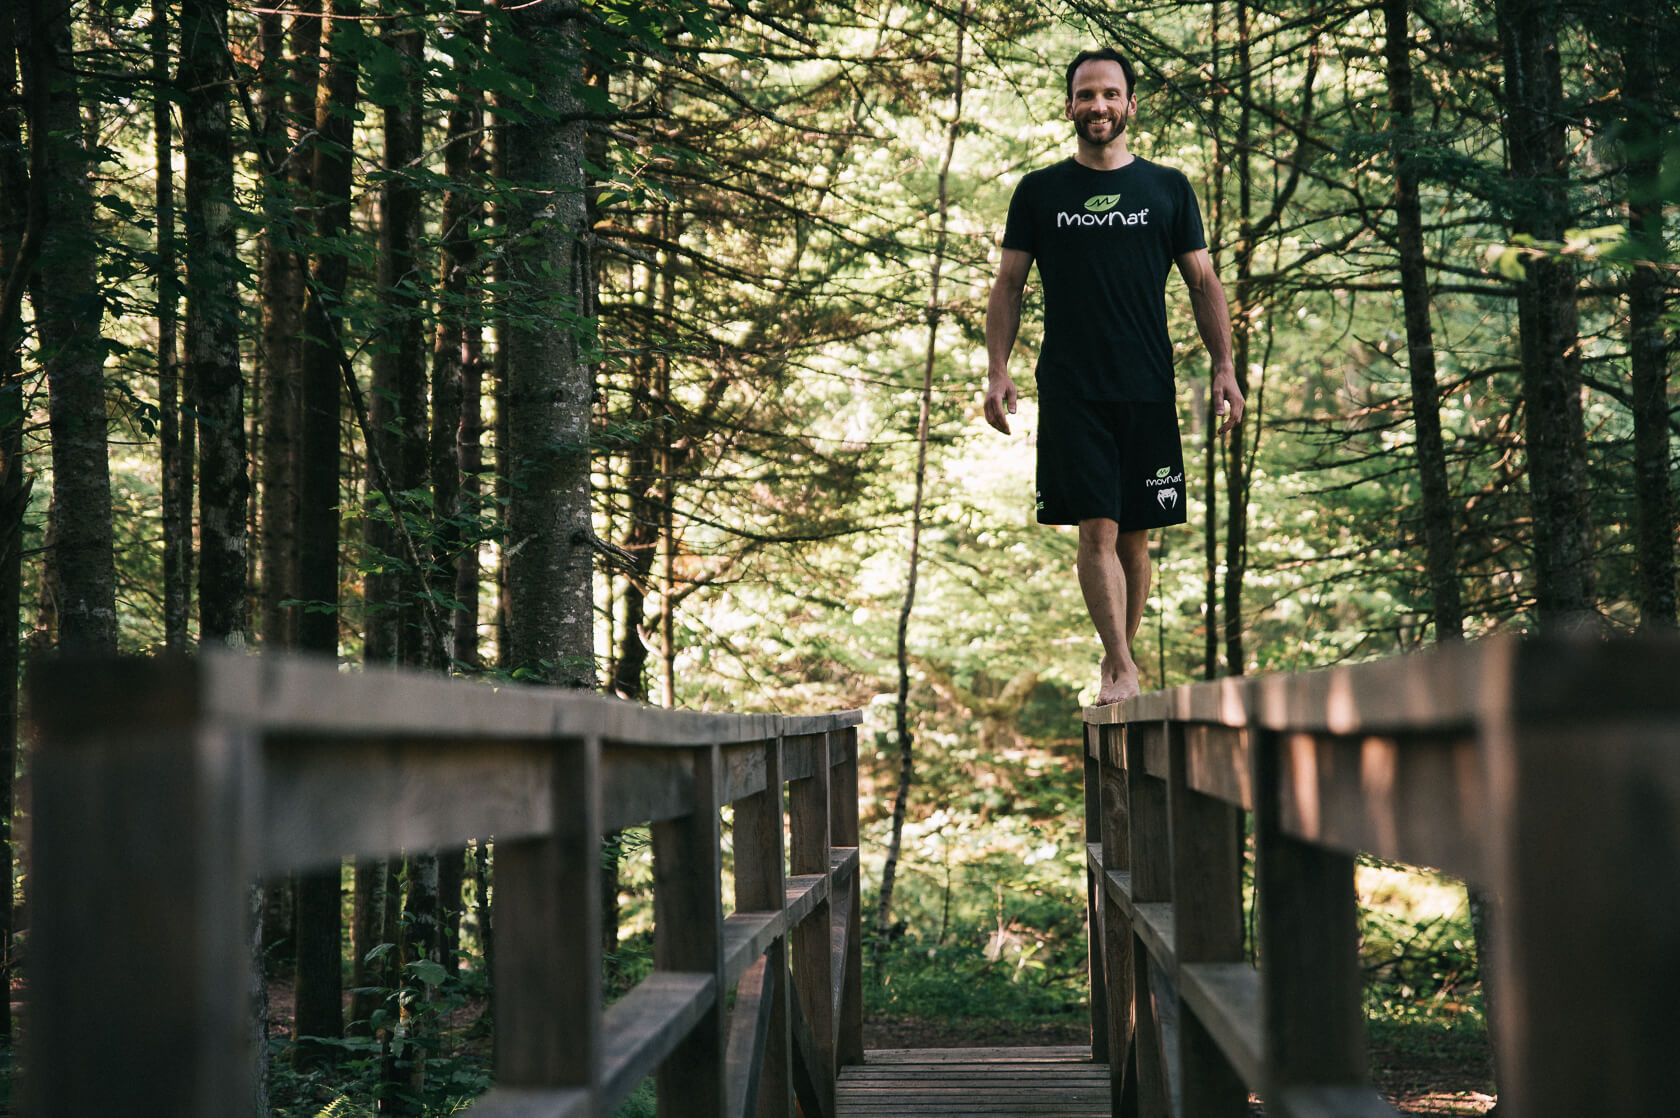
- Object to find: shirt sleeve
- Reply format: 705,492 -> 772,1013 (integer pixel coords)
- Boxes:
1001,175 -> 1035,255
1170,172 -> 1207,255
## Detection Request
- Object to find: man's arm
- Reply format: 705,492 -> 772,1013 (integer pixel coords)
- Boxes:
1175,247 -> 1245,435
984,248 -> 1033,434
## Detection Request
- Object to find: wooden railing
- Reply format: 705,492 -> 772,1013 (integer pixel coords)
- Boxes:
1084,631 -> 1680,1118
26,651 -> 865,1118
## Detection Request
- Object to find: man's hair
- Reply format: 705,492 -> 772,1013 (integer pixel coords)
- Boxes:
1065,48 -> 1138,101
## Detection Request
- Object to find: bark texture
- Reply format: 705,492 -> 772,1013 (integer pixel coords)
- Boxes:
1497,0 -> 1596,626
501,0 -> 595,686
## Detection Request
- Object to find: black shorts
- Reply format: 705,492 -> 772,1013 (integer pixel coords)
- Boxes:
1035,394 -> 1188,530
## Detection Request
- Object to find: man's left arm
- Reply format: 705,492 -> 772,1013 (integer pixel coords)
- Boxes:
1175,247 -> 1245,435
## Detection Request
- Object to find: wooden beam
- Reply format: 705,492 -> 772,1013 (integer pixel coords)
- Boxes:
601,972 -> 717,1108
724,958 -> 776,1118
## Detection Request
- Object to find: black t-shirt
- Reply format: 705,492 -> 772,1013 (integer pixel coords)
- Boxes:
1001,157 -> 1207,402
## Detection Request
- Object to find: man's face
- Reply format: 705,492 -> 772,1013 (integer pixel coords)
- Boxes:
1065,59 -> 1134,147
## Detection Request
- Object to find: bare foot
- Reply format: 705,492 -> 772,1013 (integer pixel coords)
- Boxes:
1095,656 -> 1140,706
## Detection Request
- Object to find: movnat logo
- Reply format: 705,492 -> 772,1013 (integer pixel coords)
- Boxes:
1147,465 -> 1184,510
1059,193 -> 1152,228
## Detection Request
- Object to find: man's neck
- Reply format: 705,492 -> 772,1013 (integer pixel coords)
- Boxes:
1074,141 -> 1134,171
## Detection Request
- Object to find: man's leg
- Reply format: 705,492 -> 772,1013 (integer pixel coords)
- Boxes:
1077,518 -> 1140,705
1118,529 -> 1150,649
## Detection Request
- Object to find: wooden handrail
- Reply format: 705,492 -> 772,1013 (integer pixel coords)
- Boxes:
1083,631 -> 1680,1118
26,650 -> 865,1118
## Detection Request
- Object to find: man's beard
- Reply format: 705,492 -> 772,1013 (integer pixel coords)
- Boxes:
1074,109 -> 1128,146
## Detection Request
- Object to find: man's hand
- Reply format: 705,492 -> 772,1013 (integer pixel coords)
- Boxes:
1212,366 -> 1245,435
984,374 -> 1018,434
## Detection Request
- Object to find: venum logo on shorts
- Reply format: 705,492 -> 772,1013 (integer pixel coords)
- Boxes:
1146,465 -> 1183,510
1059,193 -> 1152,228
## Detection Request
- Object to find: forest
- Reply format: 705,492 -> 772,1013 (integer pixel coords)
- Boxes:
2,0 -> 1676,1113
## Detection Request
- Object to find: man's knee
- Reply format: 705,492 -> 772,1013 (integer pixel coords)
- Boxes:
1078,517 -> 1119,552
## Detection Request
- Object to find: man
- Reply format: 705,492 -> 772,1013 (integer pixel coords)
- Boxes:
984,47 -> 1244,706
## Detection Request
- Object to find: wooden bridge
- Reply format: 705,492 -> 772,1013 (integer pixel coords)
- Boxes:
24,633 -> 1680,1117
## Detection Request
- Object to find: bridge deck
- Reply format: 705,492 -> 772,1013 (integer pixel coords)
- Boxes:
836,1047 -> 1109,1116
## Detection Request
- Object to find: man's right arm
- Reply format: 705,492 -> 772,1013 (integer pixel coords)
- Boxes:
984,247 -> 1033,434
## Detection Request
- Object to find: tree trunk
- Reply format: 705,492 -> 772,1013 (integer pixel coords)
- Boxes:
0,5 -> 35,1045
25,0 -> 117,656
878,5 -> 967,939
257,4 -> 305,652
1384,0 -> 1463,643
292,0 -> 360,1058
1497,0 -> 1596,627
1623,0 -> 1676,630
501,0 -> 594,687
432,3 -> 485,673
155,1 -> 190,652
1221,0 -> 1259,678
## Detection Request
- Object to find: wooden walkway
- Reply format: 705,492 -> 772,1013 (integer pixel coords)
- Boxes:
836,1047 -> 1110,1116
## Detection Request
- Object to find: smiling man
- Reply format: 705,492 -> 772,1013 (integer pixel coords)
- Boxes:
983,47 -> 1244,705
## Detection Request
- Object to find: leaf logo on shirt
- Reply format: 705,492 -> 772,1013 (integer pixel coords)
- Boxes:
1084,193 -> 1122,213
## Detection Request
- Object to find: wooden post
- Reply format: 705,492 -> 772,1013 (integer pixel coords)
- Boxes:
1124,721 -> 1175,1115
1483,637 -> 1680,1118
492,734 -> 603,1097
28,657 -> 258,1117
1171,723 -> 1247,1118
655,742 -> 727,1118
1083,721 -> 1108,1064
829,726 -> 865,1070
789,731 -> 835,1118
1098,721 -> 1138,1117
1253,729 -> 1365,1100
734,734 -> 791,1118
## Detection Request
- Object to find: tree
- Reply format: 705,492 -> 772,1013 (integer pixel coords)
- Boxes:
500,0 -> 594,687
1497,0 -> 1596,627
25,0 -> 117,655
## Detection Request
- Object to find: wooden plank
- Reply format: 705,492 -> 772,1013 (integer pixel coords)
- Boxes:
1184,722 -> 1251,809
719,739 -> 771,808
1128,720 -> 1170,778
1179,963 -> 1264,1090
1483,710 -> 1680,1118
830,727 -> 866,1070
1255,728 -> 1367,1094
722,912 -> 781,988
29,690 -> 257,1118
1275,730 -> 1485,882
261,737 -> 554,870
836,1048 -> 1110,1117
1097,732 -> 1135,1111
861,1047 -> 1098,1063
789,976 -> 831,1118
783,732 -> 825,782
790,730 -> 836,1118
603,745 -> 694,832
467,1087 -> 592,1118
1274,1086 -> 1400,1118
1123,725 -> 1174,1113
1171,723 -> 1247,1118
727,732 -> 790,1118
725,957 -> 776,1118
1082,726 -> 1108,1066
601,972 -> 717,1107
491,735 -> 602,1092
785,873 -> 830,927
653,744 -> 728,1117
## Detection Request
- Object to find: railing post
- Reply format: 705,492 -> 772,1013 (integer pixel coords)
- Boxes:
1253,728 -> 1365,1108
1124,720 -> 1175,1115
1082,719 -> 1108,1065
789,731 -> 835,1118
829,725 -> 865,1070
1170,722 -> 1247,1117
492,733 -> 603,1098
734,732 -> 792,1117
655,742 -> 727,1117
29,657 -> 259,1117
1096,720 -> 1136,1116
